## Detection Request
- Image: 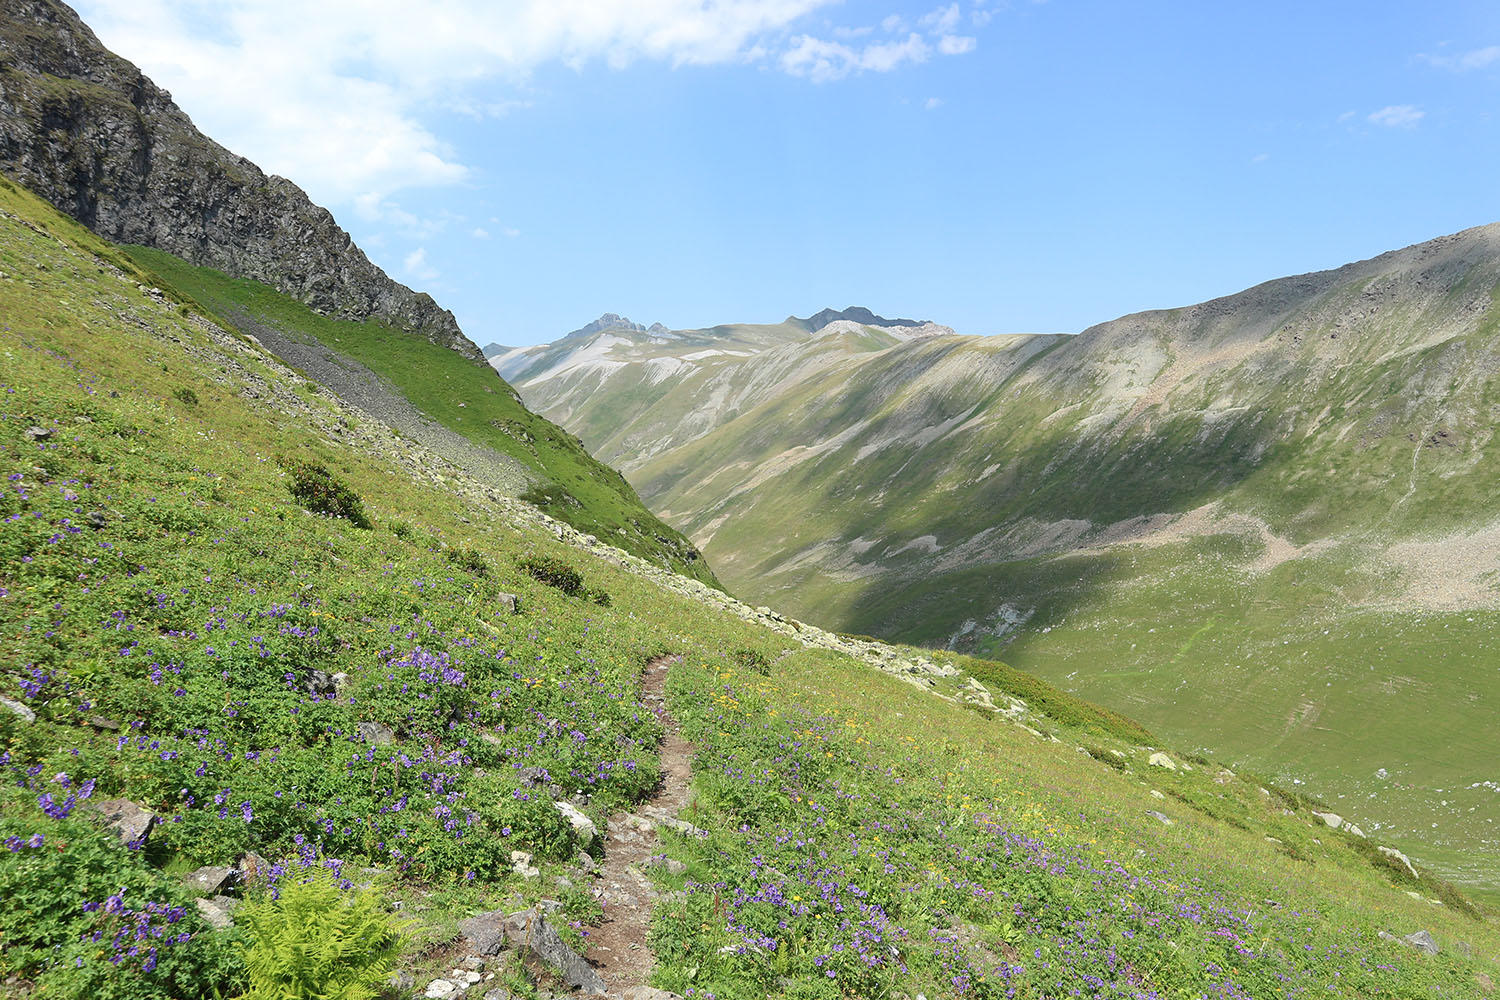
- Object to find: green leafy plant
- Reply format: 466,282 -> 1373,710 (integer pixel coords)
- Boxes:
236,866 -> 405,1000
279,458 -> 371,529
518,554 -> 583,597
172,386 -> 199,406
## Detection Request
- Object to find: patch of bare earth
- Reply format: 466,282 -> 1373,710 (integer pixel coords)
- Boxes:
587,654 -> 693,994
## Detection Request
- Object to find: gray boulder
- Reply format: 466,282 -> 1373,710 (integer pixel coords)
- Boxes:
0,697 -> 35,723
184,865 -> 236,894
461,907 -> 604,994
86,798 -> 155,845
358,720 -> 396,745
194,895 -> 240,929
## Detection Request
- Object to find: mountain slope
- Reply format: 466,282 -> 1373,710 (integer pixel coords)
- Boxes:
0,0 -> 715,583
0,0 -> 466,355
510,227 -> 1500,898
2,171 -> 1496,1000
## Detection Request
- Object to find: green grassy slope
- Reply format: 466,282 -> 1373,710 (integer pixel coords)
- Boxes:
522,227 -> 1500,900
3,174 -> 1497,998
117,244 -> 717,588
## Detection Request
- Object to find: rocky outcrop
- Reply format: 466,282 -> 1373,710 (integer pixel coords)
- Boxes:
0,0 -> 476,360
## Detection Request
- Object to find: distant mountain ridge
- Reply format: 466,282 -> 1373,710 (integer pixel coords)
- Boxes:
507,224 -> 1500,893
0,0 -> 473,358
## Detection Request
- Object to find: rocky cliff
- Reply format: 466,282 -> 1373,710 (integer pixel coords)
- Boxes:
0,0 -> 477,360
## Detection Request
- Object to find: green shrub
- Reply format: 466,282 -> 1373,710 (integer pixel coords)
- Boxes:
518,555 -> 583,597
732,648 -> 770,676
446,544 -> 490,578
279,459 -> 371,529
237,866 -> 404,1000
172,386 -> 199,406
583,587 -> 611,607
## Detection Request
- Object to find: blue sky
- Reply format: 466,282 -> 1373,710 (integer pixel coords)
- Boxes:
75,1 -> 1500,346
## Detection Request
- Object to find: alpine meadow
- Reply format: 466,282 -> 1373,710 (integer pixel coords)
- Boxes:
2,2 -> 1499,1000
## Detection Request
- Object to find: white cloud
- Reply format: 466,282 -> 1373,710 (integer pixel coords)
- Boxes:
881,14 -> 908,33
1367,104 -> 1424,128
503,227 -> 522,238
920,4 -> 962,35
1420,45 -> 1500,72
925,97 -> 944,110
403,247 -> 440,282
781,32 -> 931,82
74,0 -> 841,207
938,35 -> 977,55
1250,152 -> 1270,164
471,227 -> 490,239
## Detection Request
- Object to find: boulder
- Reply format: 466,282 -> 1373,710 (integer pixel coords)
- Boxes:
462,906 -> 605,995
0,697 -> 35,723
496,593 -> 521,615
510,851 -> 539,878
424,979 -> 460,999
195,895 -> 239,929
1378,845 -> 1419,878
86,798 -> 155,845
357,720 -> 395,745
553,800 -> 596,847
502,906 -> 606,994
184,865 -> 236,894
1148,752 -> 1176,771
1379,929 -> 1439,955
1311,810 -> 1343,829
1145,810 -> 1174,826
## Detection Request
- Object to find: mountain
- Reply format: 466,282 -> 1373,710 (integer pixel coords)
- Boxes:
0,0 -> 468,357
507,228 -> 1500,898
2,171 -> 1494,1000
0,0 -> 714,583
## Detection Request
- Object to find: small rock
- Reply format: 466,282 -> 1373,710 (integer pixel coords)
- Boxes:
85,798 -> 156,845
574,851 -> 598,875
425,979 -> 459,999
618,988 -> 684,1000
1311,810 -> 1343,830
184,865 -> 236,894
1148,752 -> 1177,771
389,971 -> 415,992
1378,845 -> 1419,879
1402,929 -> 1440,955
1345,823 -> 1366,838
87,716 -> 121,731
195,895 -> 239,929
357,720 -> 395,745
509,851 -> 539,878
482,990 -> 514,1000
25,426 -> 51,441
0,697 -> 35,723
553,800 -> 596,847
239,852 -> 271,885
1149,789 -> 1165,800
1146,810 -> 1174,826
649,856 -> 687,876
496,593 -> 521,615
460,956 -> 486,971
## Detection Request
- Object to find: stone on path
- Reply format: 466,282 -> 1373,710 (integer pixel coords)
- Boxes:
554,800 -> 597,846
464,906 -> 605,994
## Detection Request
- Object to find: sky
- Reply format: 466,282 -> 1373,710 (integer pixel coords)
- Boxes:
73,0 -> 1500,347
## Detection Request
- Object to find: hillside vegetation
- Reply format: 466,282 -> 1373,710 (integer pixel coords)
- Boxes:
508,229 -> 1500,901
0,166 -> 1494,1000
3,177 -> 1498,998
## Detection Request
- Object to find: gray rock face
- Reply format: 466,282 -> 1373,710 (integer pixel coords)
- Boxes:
184,865 -> 236,894
357,720 -> 396,745
0,1 -> 476,360
461,906 -> 604,995
0,696 -> 35,723
85,797 -> 155,845
1380,928 -> 1440,955
194,894 -> 239,929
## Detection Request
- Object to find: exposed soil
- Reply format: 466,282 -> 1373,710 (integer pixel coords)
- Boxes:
587,654 -> 693,993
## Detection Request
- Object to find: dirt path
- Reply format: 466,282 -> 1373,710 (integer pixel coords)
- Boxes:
587,654 -> 693,993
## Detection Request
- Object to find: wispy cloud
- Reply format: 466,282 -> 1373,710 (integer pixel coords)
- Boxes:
403,247 -> 440,282
781,32 -> 931,82
1419,45 -> 1500,72
938,35 -> 977,55
920,3 -> 962,34
1367,104 -> 1424,128
924,97 -> 944,111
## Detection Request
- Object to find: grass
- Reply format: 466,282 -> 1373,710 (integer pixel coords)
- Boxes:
118,245 -> 718,589
0,173 -> 1497,998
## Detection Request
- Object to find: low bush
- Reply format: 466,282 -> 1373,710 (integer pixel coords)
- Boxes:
279,458 -> 371,529
518,555 -> 583,597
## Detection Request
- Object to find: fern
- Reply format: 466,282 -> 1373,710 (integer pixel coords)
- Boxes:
236,867 -> 405,1000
